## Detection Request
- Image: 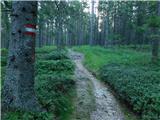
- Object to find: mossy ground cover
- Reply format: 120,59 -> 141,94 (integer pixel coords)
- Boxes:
73,45 -> 160,120
1,46 -> 75,120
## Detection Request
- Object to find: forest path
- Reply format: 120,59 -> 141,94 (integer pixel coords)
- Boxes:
69,50 -> 125,120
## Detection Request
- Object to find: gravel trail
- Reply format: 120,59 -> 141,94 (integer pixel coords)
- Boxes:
69,50 -> 124,120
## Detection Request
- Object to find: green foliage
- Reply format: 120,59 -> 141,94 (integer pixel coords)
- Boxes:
3,110 -> 54,120
74,46 -> 160,120
1,56 -> 7,67
1,66 -> 6,87
99,64 -> 160,120
54,89 -> 75,120
73,45 -> 152,73
35,59 -> 75,75
1,47 -> 75,120
1,48 -> 8,91
1,48 -> 8,56
149,34 -> 160,40
44,49 -> 69,60
35,46 -> 57,59
136,26 -> 147,33
36,46 -> 56,54
147,16 -> 160,28
1,48 -> 8,67
113,34 -> 123,41
35,48 -> 75,120
35,73 -> 75,110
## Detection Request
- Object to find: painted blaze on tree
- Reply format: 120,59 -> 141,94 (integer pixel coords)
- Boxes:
2,1 -> 41,111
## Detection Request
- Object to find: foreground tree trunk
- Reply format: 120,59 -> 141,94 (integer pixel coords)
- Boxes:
3,1 -> 41,111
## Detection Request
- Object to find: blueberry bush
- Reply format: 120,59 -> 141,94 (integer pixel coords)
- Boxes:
99,63 -> 160,120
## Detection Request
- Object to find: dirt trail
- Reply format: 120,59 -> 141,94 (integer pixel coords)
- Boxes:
69,50 -> 124,120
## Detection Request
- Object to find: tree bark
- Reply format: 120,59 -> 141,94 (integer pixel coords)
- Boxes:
104,16 -> 109,47
3,1 -> 41,111
38,23 -> 42,47
89,0 -> 94,45
151,1 -> 160,63
152,38 -> 159,62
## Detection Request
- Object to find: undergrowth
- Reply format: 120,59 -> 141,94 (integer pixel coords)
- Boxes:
73,45 -> 157,73
1,46 -> 75,120
100,63 -> 160,120
74,45 -> 160,120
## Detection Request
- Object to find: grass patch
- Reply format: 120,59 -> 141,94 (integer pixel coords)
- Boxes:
73,45 -> 157,73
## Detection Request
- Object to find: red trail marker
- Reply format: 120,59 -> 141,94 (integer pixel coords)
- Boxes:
24,24 -> 36,37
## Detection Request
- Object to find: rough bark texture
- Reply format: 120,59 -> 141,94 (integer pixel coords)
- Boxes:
2,1 -> 41,111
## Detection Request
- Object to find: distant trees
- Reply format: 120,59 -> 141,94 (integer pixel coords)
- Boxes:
36,1 -> 90,47
98,1 -> 159,47
1,1 -> 159,62
3,1 -> 41,111
98,1 -> 159,62
37,1 -> 56,47
98,1 -> 109,46
89,0 -> 94,45
1,1 -> 11,48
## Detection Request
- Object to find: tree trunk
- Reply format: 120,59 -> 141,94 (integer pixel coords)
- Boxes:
104,16 -> 109,47
55,17 -> 58,46
3,1 -> 41,111
152,37 -> 159,63
38,23 -> 42,47
89,0 -> 94,45
152,1 -> 160,63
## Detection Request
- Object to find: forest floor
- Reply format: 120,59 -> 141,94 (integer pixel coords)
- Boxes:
69,50 -> 124,120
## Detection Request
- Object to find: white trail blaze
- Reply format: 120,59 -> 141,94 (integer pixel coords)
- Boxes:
25,27 -> 36,33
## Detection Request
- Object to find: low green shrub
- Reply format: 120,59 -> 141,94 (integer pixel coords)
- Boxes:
99,63 -> 160,120
3,110 -> 54,120
2,47 -> 75,120
35,74 -> 74,95
36,48 -> 68,60
44,50 -> 69,60
1,56 -> 7,67
73,45 -> 153,73
35,59 -> 75,75
35,48 -> 75,119
36,46 -> 56,54
1,48 -> 8,56
1,66 -> 6,87
35,73 -> 75,113
52,90 -> 75,120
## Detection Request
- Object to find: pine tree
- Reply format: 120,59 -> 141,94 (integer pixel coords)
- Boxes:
3,1 -> 41,111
